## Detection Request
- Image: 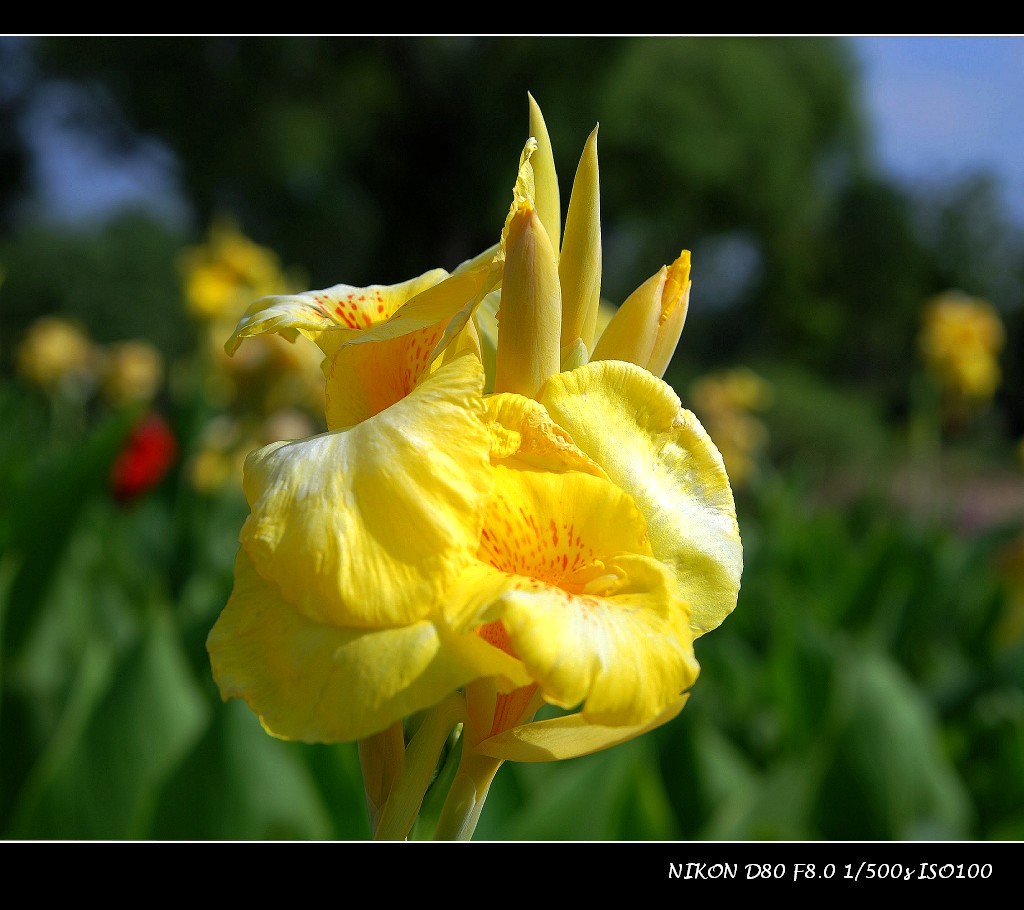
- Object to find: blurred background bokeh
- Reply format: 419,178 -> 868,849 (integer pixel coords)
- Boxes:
1,35 -> 1022,841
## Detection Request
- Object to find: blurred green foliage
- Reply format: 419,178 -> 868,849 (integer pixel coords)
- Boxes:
3,36 -> 1021,427
0,36 -> 1022,840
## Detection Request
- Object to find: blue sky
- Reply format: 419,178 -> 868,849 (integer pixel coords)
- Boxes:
22,36 -> 1024,229
851,36 -> 1024,223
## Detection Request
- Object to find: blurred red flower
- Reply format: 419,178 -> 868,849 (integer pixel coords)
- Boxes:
110,413 -> 178,504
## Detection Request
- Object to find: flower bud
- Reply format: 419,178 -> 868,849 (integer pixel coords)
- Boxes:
592,251 -> 690,379
494,202 -> 562,399
558,126 -> 601,363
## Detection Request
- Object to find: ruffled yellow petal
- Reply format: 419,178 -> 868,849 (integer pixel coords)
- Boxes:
540,360 -> 742,636
345,254 -> 499,352
501,138 -> 538,245
484,392 -> 606,477
240,353 -> 494,628
208,550 -> 510,743
495,560 -> 697,725
448,466 -> 698,728
224,269 -> 448,358
474,696 -> 689,762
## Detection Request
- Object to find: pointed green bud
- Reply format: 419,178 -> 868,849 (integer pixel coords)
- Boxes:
528,93 -> 561,258
558,125 -> 601,363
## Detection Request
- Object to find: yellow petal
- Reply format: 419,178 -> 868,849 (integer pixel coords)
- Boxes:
324,321 -> 449,429
474,696 -> 689,762
344,253 -> 499,355
540,360 -> 742,636
473,288 -> 501,393
484,392 -> 606,477
208,550 -> 502,743
502,139 -> 538,240
558,125 -> 602,358
491,554 -> 697,726
449,466 -> 698,728
224,268 -> 448,358
240,353 -> 493,628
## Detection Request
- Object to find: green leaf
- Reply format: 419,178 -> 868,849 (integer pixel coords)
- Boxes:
151,699 -> 337,840
1,407 -> 139,662
7,606 -> 209,838
813,649 -> 972,839
705,761 -> 822,841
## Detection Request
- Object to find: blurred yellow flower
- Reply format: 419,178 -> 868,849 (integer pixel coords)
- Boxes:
180,218 -> 328,442
180,218 -> 291,323
101,340 -> 165,407
188,444 -> 240,494
919,290 -> 1005,407
690,367 -> 772,489
186,408 -> 319,494
186,416 -> 249,493
16,316 -> 99,395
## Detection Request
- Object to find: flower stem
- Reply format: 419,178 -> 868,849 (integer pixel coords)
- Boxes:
358,722 -> 405,837
431,751 -> 504,841
373,692 -> 468,841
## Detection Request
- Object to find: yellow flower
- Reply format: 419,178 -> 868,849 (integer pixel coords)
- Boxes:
180,219 -> 330,426
188,444 -> 239,494
101,340 -> 164,407
180,217 -> 290,322
919,290 -> 1005,405
208,94 -> 743,840
690,367 -> 773,489
16,316 -> 98,393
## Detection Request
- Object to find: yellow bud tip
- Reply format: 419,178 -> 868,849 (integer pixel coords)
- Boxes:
661,251 -> 691,324
646,251 -> 691,379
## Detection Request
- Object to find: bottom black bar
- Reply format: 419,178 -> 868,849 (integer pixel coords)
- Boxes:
1,838 -> 1016,895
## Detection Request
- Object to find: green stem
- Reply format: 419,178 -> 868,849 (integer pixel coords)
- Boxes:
432,751 -> 504,841
373,692 -> 468,841
358,721 -> 405,837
